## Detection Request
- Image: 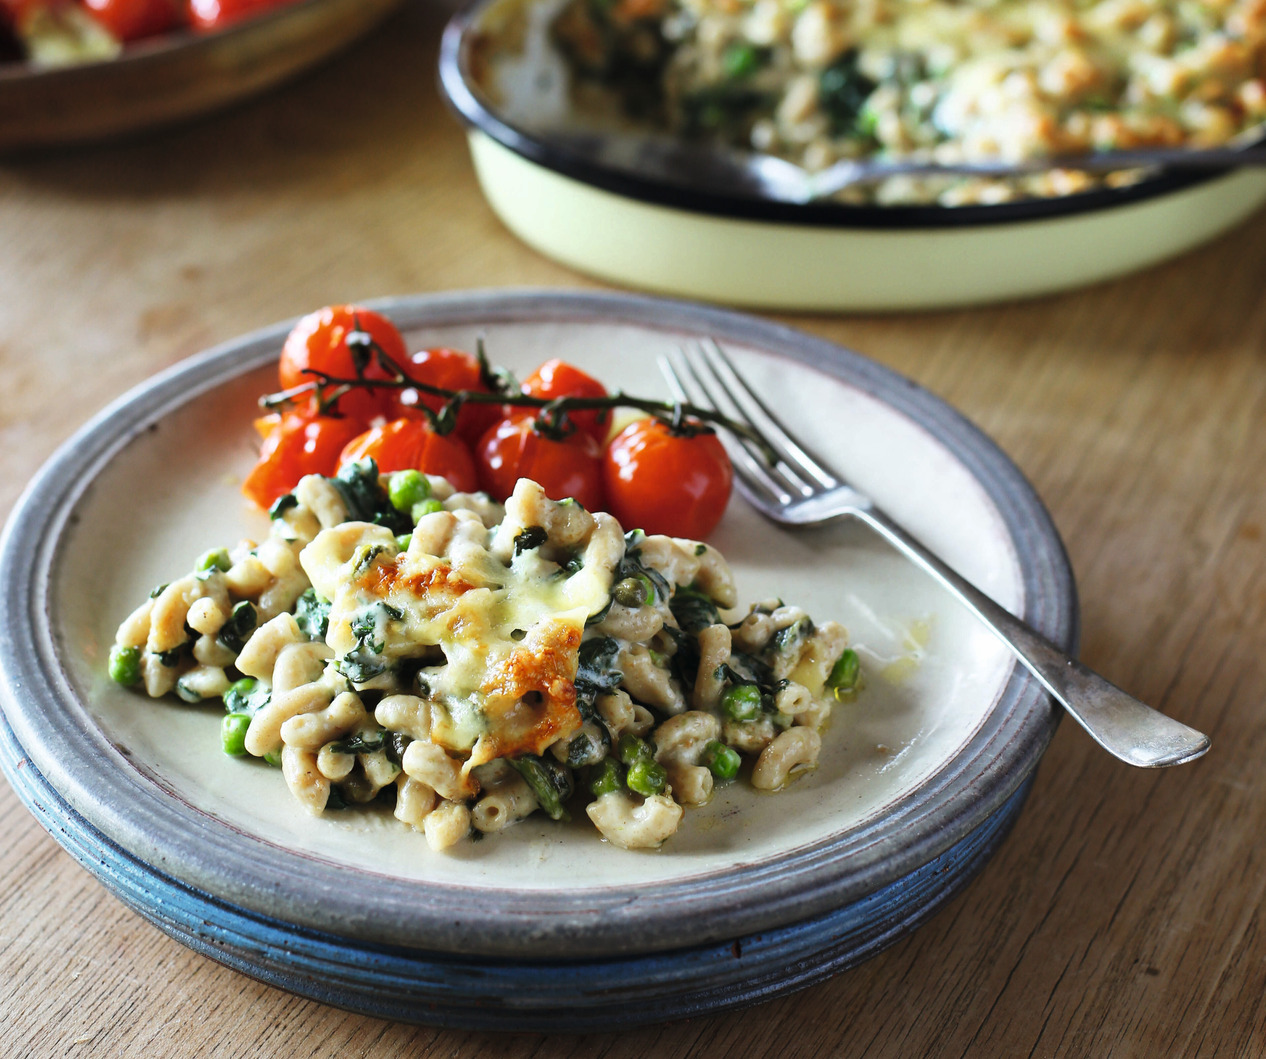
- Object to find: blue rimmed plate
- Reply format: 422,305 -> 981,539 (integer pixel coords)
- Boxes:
0,290 -> 1075,1028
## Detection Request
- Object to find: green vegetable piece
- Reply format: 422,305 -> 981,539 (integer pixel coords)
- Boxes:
626,758 -> 667,797
508,755 -> 573,821
389,469 -> 430,512
108,645 -> 142,687
294,589 -> 331,641
514,526 -> 549,556
175,675 -> 205,704
701,740 -> 741,781
216,600 -> 257,655
196,548 -> 231,574
268,493 -> 298,520
826,648 -> 860,694
723,42 -> 762,80
613,575 -> 654,608
395,534 -> 412,551
411,498 -> 445,523
221,713 -> 252,756
721,683 -> 763,722
263,750 -> 282,768
617,732 -> 654,767
589,758 -> 623,798
223,676 -> 270,716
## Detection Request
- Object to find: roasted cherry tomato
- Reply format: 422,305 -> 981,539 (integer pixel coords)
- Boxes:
477,415 -> 605,510
278,304 -> 404,422
603,418 -> 733,538
82,0 -> 180,40
519,358 -> 611,441
338,418 -> 479,493
389,347 -> 502,446
187,0 -> 296,31
242,412 -> 367,509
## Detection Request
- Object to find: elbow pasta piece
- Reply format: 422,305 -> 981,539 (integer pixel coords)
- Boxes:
691,624 -> 731,710
635,536 -> 700,589
146,577 -> 196,654
374,695 -> 434,741
471,770 -> 539,832
360,749 -> 402,793
271,641 -> 334,695
594,601 -> 665,642
178,665 -> 230,701
141,652 -> 183,698
394,774 -> 438,828
665,763 -> 713,808
723,715 -> 778,754
653,711 -> 722,767
186,596 -> 230,637
596,689 -> 636,735
408,510 -> 458,561
193,634 -> 237,668
115,597 -> 154,649
225,555 -> 272,598
234,613 -> 304,681
586,790 -> 683,849
402,740 -> 479,802
619,644 -> 686,715
293,474 -> 347,529
246,682 -> 334,757
280,690 -> 365,750
282,746 -> 330,814
256,569 -> 310,622
317,745 -> 356,781
752,727 -> 822,790
424,799 -> 472,851
689,542 -> 738,609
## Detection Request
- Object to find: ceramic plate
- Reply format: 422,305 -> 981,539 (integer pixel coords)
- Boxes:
0,290 -> 1075,1027
0,0 -> 403,151
439,0 -> 1266,311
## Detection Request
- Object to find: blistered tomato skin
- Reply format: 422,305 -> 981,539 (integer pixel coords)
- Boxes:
81,0 -> 180,40
338,418 -> 479,493
242,412 -> 367,509
477,416 -> 606,511
389,347 -> 501,446
278,305 -> 405,422
519,359 -> 611,441
603,418 -> 733,539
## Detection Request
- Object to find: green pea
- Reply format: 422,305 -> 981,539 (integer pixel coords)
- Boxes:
701,740 -> 741,781
617,732 -> 654,767
723,42 -> 762,80
411,497 -> 445,523
826,648 -> 860,696
589,758 -> 623,798
221,713 -> 252,756
108,645 -> 142,687
389,469 -> 430,512
196,548 -> 231,573
263,750 -> 283,768
626,758 -> 667,797
395,534 -> 412,552
721,683 -> 763,722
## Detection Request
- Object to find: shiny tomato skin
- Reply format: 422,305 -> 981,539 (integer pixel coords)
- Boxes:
278,305 -> 405,422
477,416 -> 605,510
242,412 -> 367,509
82,0 -> 180,40
389,347 -> 501,446
338,418 -> 479,493
187,0 -> 295,30
520,359 -> 611,441
603,418 -> 733,538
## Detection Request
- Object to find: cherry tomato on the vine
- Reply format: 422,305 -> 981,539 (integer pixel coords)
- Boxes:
388,347 -> 502,446
278,304 -> 405,422
477,415 -> 605,511
242,412 -> 367,509
338,418 -> 479,493
603,417 -> 733,539
81,0 -> 179,39
519,359 -> 610,441
188,0 -> 297,31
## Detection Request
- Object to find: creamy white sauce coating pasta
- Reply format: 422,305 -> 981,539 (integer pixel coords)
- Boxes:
114,463 -> 856,852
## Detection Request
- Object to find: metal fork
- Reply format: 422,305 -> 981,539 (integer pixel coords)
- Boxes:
662,340 -> 1210,769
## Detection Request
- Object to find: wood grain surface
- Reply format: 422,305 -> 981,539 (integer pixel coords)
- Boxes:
3,2 -> 1265,1055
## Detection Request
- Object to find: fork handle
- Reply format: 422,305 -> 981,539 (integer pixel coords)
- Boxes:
854,507 -> 1210,767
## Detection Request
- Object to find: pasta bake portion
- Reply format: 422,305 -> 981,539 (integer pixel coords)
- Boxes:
111,460 -> 859,852
548,0 -> 1266,204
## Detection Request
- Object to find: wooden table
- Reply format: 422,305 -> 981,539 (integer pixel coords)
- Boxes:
3,3 -> 1265,1054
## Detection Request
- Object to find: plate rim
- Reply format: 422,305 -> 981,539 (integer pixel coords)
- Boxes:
0,288 -> 1076,959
